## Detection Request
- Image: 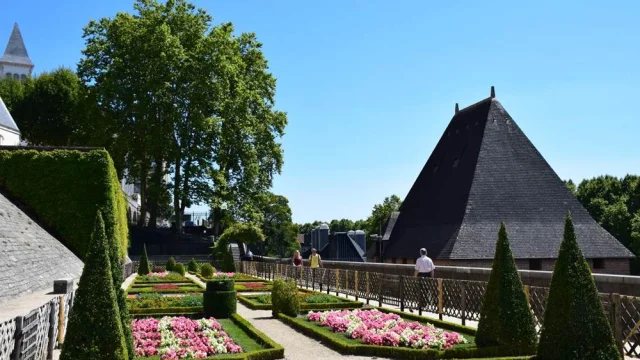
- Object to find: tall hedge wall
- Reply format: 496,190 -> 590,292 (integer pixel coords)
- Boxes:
0,149 -> 129,260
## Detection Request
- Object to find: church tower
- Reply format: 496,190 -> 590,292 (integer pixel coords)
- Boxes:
0,23 -> 34,80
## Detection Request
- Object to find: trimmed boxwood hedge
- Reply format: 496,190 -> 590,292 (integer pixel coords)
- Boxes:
0,149 -> 128,261
196,273 -> 264,283
238,293 -> 364,311
277,312 -> 534,360
128,306 -> 203,316
206,279 -> 235,292
204,290 -> 237,319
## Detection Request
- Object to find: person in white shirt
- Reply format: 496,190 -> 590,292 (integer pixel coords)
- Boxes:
414,248 -> 435,278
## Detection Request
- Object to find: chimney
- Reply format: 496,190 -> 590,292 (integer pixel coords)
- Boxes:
455,103 -> 459,114
490,86 -> 496,98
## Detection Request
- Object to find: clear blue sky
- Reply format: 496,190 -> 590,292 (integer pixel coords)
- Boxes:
2,1 -> 638,224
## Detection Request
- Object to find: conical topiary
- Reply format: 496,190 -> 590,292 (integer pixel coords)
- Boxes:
537,212 -> 621,360
476,222 -> 537,354
60,213 -> 128,360
106,213 -> 135,359
138,244 -> 151,275
166,256 -> 176,272
188,258 -> 199,273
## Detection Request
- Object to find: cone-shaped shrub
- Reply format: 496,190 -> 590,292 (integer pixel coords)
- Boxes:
476,222 -> 537,354
60,213 -> 128,360
188,258 -> 199,272
166,257 -> 176,271
137,244 -> 150,275
537,212 -> 621,360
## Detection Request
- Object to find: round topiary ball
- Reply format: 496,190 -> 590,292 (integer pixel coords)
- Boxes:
173,263 -> 185,276
166,257 -> 176,272
200,263 -> 214,278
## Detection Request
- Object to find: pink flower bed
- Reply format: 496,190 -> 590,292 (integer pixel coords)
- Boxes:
211,272 -> 235,277
132,316 -> 242,359
148,272 -> 169,277
307,309 -> 467,350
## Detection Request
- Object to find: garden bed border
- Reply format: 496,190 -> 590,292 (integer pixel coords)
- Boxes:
237,293 -> 364,311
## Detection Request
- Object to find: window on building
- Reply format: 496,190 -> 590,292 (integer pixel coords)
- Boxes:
20,74 -> 26,81
6,73 -> 12,78
529,259 -> 542,270
593,258 -> 605,269
13,74 -> 19,80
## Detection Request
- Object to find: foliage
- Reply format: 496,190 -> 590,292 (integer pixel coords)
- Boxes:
476,223 -> 537,352
60,213 -> 128,360
0,76 -> 26,112
173,263 -> 186,276
214,224 -> 263,272
204,281 -> 237,318
255,192 -> 298,257
537,212 -> 620,360
127,293 -> 203,309
137,244 -> 151,275
188,258 -> 199,272
166,257 -> 176,272
79,0 -> 287,233
0,149 -> 128,260
271,279 -> 299,317
573,174 -> 640,271
200,263 -> 215,278
135,272 -> 186,283
564,179 -> 576,195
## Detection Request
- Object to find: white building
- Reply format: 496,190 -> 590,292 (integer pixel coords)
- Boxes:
0,96 -> 20,146
0,23 -> 34,80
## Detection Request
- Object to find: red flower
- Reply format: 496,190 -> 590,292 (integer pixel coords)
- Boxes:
152,284 -> 179,291
243,282 -> 265,289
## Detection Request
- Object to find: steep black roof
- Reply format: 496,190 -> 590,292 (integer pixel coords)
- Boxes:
383,92 -> 634,260
0,23 -> 33,67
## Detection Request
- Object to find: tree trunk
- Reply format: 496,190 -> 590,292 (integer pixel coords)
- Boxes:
173,154 -> 182,233
179,156 -> 192,223
213,206 -> 222,237
137,162 -> 149,227
148,159 -> 164,229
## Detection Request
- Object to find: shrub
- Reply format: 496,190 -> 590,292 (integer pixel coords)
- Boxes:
537,212 -> 621,360
166,257 -> 176,272
188,258 -> 199,272
173,263 -> 185,276
214,236 -> 236,272
200,263 -> 214,278
203,279 -> 237,319
271,279 -> 299,317
476,222 -> 537,353
0,150 -> 128,261
137,244 -> 150,276
60,213 -> 128,360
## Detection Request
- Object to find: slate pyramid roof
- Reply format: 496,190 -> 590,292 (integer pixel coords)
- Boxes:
0,96 -> 19,133
0,23 -> 33,67
383,89 -> 634,260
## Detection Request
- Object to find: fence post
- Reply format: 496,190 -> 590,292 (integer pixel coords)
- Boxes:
437,278 -> 444,321
354,271 -> 359,301
366,272 -> 370,305
47,299 -> 58,359
11,316 -> 24,360
611,293 -> 624,357
524,285 -> 531,305
378,277 -> 383,307
460,282 -> 467,326
336,269 -> 340,296
400,277 -> 405,312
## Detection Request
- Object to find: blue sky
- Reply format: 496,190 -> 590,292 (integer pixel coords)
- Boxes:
2,1 -> 638,224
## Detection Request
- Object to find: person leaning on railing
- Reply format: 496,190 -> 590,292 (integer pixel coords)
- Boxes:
292,250 -> 302,266
309,248 -> 323,287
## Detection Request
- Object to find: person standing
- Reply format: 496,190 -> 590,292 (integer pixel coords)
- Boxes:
414,248 -> 435,278
309,248 -> 322,289
292,250 -> 302,266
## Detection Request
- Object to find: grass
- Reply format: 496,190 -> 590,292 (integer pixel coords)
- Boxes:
127,293 -> 203,309
235,282 -> 273,292
218,319 -> 264,353
136,272 -> 186,283
127,286 -> 204,294
238,292 -> 363,311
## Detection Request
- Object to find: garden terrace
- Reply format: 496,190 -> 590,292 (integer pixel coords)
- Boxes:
239,261 -> 640,358
277,308 -> 535,359
234,281 -> 272,293
126,272 -> 205,295
197,272 -> 265,283
238,291 -> 363,311
131,314 -> 283,360
127,293 -> 203,317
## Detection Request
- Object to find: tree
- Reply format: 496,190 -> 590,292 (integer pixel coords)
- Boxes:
537,212 -> 620,360
476,222 -> 537,353
215,222 -> 265,271
60,213 -> 128,360
0,76 -> 26,112
564,179 -> 576,195
364,195 -> 402,247
256,192 -> 298,257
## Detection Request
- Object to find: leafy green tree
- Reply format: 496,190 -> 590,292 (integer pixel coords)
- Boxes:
60,213 -> 128,360
564,179 -> 576,195
537,212 -> 620,360
476,222 -> 537,353
256,192 -> 298,257
329,219 -> 355,233
0,76 -> 26,112
364,195 -> 402,247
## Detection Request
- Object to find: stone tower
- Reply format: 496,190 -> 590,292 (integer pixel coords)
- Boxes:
0,23 -> 34,80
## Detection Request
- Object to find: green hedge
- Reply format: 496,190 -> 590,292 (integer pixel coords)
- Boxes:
277,313 -> 534,360
238,294 -> 364,311
129,306 -> 203,315
0,149 -> 128,260
204,290 -> 237,319
196,273 -> 264,283
206,279 -> 235,292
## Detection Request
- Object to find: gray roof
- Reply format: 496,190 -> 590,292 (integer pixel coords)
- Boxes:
0,96 -> 19,133
0,23 -> 33,67
383,95 -> 635,260
0,191 -> 83,305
